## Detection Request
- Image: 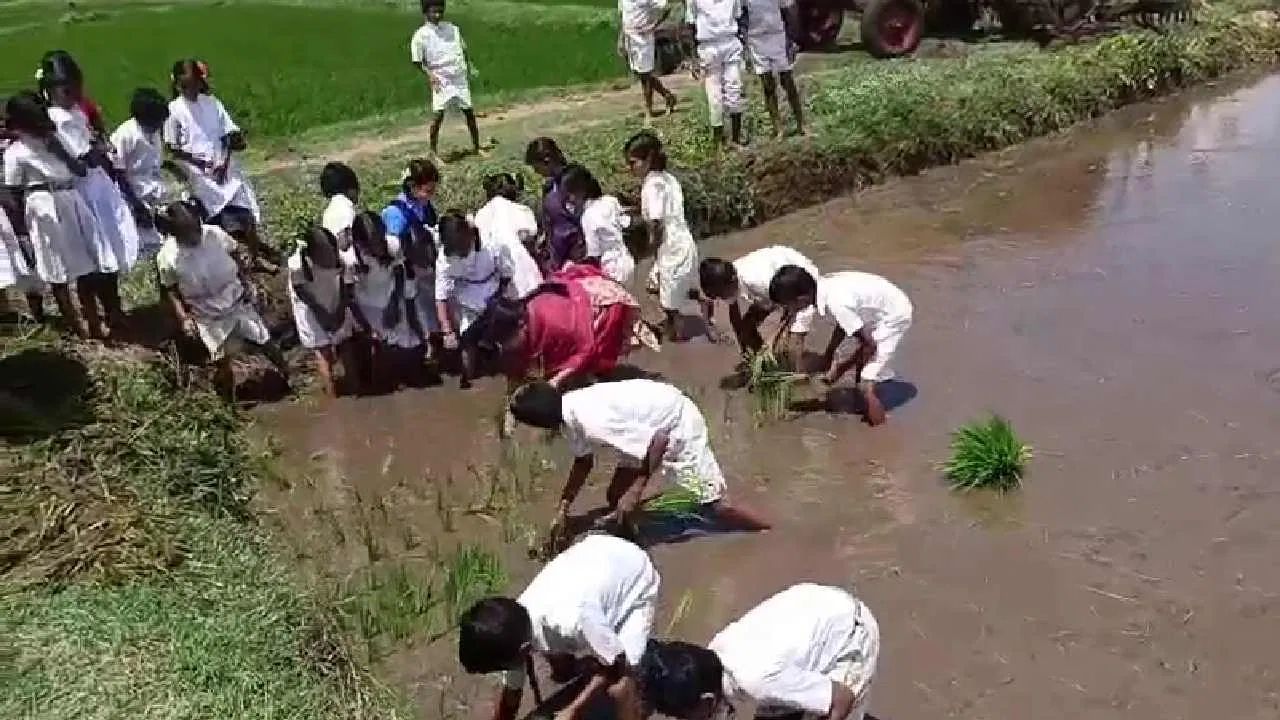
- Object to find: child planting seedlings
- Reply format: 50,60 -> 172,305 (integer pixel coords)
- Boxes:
641,583 -> 880,720
685,0 -> 748,145
698,245 -> 820,369
770,266 -> 912,426
745,0 -> 805,138
619,0 -> 679,118
459,534 -> 659,720
508,378 -> 771,541
411,0 -> 483,160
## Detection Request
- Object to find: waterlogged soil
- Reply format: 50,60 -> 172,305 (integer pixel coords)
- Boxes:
255,73 -> 1280,719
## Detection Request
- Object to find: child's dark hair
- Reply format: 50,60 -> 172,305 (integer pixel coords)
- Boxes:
458,597 -> 532,674
350,210 -> 390,270
296,224 -> 338,283
474,284 -> 569,352
624,131 -> 667,171
160,199 -> 202,238
698,258 -> 738,299
38,50 -> 83,94
420,0 -> 445,11
402,157 -> 440,194
5,92 -> 54,135
482,171 -> 524,201
170,59 -> 211,98
767,264 -> 818,305
129,87 -> 169,128
437,210 -> 478,258
319,161 -> 359,199
639,641 -> 725,719
524,137 -> 566,168
561,163 -> 602,200
509,382 -> 564,429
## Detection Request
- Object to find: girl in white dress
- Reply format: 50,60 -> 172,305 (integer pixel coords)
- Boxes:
562,163 -> 635,285
474,172 -> 543,299
625,131 -> 698,341
0,183 -> 45,321
348,211 -> 417,393
110,88 -> 172,259
41,53 -> 140,337
164,60 -> 273,268
435,211 -> 510,388
288,225 -> 355,398
3,92 -> 97,337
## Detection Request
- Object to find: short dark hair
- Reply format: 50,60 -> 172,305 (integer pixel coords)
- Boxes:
350,210 -> 389,265
509,382 -> 564,429
160,199 -> 202,239
524,137 -> 565,167
482,171 -> 524,201
640,641 -> 724,719
437,210 -> 477,258
458,597 -> 531,674
624,131 -> 667,171
768,264 -> 818,305
561,163 -> 602,200
4,92 -> 54,135
403,157 -> 440,192
129,87 -> 169,127
698,258 -> 738,299
319,161 -> 359,198
420,0 -> 445,10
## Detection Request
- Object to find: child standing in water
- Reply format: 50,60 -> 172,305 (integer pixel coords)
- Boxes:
164,59 -> 273,269
626,132 -> 698,341
319,161 -> 360,250
699,245 -> 820,369
685,0 -> 747,145
110,88 -> 172,258
288,225 -> 354,398
157,200 -> 287,394
770,266 -> 913,426
41,52 -> 139,337
435,211 -> 511,387
619,0 -> 678,118
348,211 -> 417,392
474,171 -> 543,300
563,163 -> 635,285
411,0 -> 482,160
745,0 -> 805,138
3,92 -> 96,337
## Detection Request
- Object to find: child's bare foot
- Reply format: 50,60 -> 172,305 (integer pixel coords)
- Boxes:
665,95 -> 677,115
861,383 -> 886,426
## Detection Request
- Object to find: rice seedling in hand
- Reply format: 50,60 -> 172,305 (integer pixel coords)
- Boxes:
747,348 -> 802,421
942,415 -> 1032,492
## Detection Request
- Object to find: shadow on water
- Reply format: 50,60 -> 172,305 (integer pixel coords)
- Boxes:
788,379 -> 919,417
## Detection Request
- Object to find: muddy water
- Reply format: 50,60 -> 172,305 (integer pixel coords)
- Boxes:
256,74 -> 1280,719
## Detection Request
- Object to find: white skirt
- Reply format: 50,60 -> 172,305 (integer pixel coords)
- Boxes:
430,70 -> 473,112
647,227 -> 698,311
356,301 -> 420,348
196,302 -> 271,360
180,162 -> 262,222
291,298 -> 354,350
25,188 -> 100,285
602,249 -> 636,286
0,213 -> 42,293
76,167 -> 139,273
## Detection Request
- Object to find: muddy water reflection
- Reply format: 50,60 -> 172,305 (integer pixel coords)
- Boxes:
257,74 -> 1280,719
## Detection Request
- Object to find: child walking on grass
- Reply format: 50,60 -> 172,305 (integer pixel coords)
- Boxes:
288,225 -> 354,398
626,132 -> 699,341
509,378 -> 771,541
699,245 -> 820,369
411,0 -> 482,160
769,266 -> 913,426
157,200 -> 287,395
562,163 -> 635,285
745,0 -> 806,138
686,0 -> 747,145
619,0 -> 679,118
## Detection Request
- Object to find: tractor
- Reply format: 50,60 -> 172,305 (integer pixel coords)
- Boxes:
796,0 -> 1194,58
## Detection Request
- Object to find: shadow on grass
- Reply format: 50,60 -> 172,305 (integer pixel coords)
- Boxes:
0,348 -> 92,441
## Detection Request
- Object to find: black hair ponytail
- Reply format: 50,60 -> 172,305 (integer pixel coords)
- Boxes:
482,171 -> 524,201
639,641 -> 725,720
624,131 -> 668,172
37,50 -> 83,98
170,59 -> 211,99
561,163 -> 602,201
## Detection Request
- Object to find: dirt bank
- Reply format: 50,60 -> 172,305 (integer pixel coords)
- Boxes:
256,72 -> 1280,719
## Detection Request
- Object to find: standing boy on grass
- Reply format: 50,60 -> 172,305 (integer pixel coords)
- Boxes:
769,266 -> 912,426
411,0 -> 483,160
619,0 -> 679,119
686,0 -> 748,146
745,0 -> 806,137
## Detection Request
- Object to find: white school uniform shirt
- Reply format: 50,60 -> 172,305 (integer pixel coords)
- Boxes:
709,584 -> 879,716
156,225 -> 244,320
501,534 -> 661,689
581,195 -> 634,285
411,20 -> 468,77
109,118 -> 166,207
733,245 -> 819,306
815,271 -> 913,334
163,94 -> 258,219
352,235 -> 403,313
621,0 -> 668,32
686,0 -> 745,41
745,0 -> 793,36
474,196 -> 542,299
434,243 -> 504,311
2,134 -> 100,284
321,194 -> 357,245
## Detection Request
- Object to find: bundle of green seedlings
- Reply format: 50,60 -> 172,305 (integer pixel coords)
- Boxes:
640,485 -> 704,519
942,414 -> 1032,492
746,348 -> 804,421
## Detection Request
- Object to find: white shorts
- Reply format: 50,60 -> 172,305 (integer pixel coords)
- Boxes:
837,316 -> 911,383
624,29 -> 656,74
430,72 -> 473,113
618,405 -> 727,504
196,303 -> 270,361
829,602 -> 880,720
747,31 -> 794,75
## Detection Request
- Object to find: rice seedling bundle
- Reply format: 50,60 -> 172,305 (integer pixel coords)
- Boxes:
942,414 -> 1032,492
640,486 -> 703,519
747,348 -> 801,421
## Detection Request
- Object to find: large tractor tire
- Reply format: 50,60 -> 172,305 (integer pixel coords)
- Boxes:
798,1 -> 845,49
860,0 -> 925,58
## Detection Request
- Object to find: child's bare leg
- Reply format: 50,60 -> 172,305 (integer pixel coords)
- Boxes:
729,112 -> 745,146
759,73 -> 783,139
252,339 -> 290,385
428,111 -> 445,156
640,73 -> 656,115
711,497 -> 772,531
458,344 -> 475,389
97,271 -> 126,330
76,275 -> 106,338
214,356 -> 235,397
662,308 -> 680,342
51,284 -> 88,337
24,292 -> 46,324
605,466 -> 645,509
779,71 -> 805,135
783,331 -> 807,371
652,74 -> 676,112
860,380 -> 886,426
462,109 -> 482,153
607,674 -> 644,720
337,339 -> 360,395
314,346 -> 338,397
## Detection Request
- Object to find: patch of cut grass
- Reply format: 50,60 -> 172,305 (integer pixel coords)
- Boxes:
942,415 -> 1031,492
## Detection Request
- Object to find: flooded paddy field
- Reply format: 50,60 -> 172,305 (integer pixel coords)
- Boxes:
255,74 -> 1280,719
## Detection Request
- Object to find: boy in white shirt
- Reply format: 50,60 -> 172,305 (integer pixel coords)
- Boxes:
685,0 -> 748,145
619,0 -> 679,118
508,379 -> 771,537
411,0 -> 482,160
459,534 -> 659,720
640,583 -> 880,720
698,245 -> 820,369
769,266 -> 913,426
745,0 -> 806,138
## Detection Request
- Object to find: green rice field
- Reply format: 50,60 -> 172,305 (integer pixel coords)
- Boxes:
0,0 -> 625,139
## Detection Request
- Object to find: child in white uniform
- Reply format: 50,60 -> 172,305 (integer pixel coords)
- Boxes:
288,226 -> 354,398
411,0 -> 482,159
110,88 -> 172,258
474,172 -> 543,299
626,132 -> 698,341
435,211 -> 510,387
3,92 -> 97,337
619,0 -> 678,118
319,162 -> 360,250
0,182 -> 45,321
641,583 -> 880,720
459,534 -> 659,720
699,245 -> 820,368
563,164 -> 635,285
509,379 -> 771,539
770,266 -> 913,426
745,0 -> 806,138
348,211 -> 418,392
157,201 -> 286,394
686,0 -> 747,144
